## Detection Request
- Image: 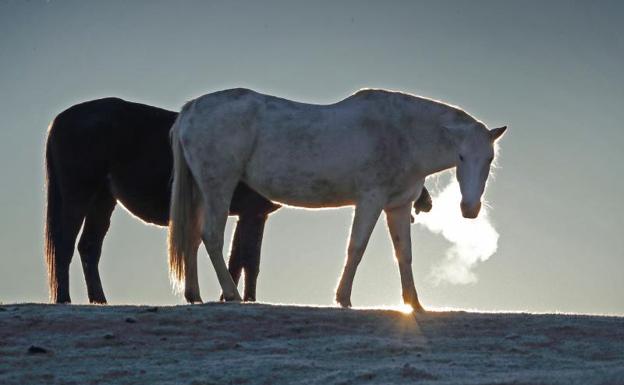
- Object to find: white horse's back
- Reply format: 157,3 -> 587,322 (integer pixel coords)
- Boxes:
243,94 -> 377,207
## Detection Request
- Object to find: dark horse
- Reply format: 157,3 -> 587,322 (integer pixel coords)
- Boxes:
44,97 -> 433,304
44,98 -> 281,304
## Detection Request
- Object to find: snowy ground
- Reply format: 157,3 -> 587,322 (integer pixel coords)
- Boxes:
1,303 -> 623,385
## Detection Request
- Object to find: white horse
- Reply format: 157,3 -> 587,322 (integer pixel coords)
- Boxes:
167,88 -> 507,311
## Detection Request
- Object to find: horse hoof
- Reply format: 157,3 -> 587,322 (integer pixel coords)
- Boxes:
403,292 -> 426,313
88,296 -> 107,305
335,295 -> 352,308
185,293 -> 203,304
53,294 -> 72,304
222,292 -> 242,302
405,300 -> 426,313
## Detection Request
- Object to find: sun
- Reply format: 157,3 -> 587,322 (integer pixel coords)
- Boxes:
394,303 -> 415,315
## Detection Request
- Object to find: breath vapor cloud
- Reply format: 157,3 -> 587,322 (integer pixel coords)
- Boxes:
413,175 -> 499,285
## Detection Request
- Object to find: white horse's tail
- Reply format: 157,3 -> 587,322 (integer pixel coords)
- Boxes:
168,108 -> 202,292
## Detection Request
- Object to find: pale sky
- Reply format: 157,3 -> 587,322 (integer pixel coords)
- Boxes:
1,0 -> 622,314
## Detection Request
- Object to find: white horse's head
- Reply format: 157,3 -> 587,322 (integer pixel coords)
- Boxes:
455,124 -> 507,218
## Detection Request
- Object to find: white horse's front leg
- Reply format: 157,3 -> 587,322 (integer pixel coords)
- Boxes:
336,200 -> 383,308
385,202 -> 425,312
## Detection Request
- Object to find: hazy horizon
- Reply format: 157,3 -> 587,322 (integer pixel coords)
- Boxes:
1,1 -> 622,315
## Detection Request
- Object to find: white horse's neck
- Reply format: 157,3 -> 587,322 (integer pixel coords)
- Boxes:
423,124 -> 460,177
397,96 -> 471,179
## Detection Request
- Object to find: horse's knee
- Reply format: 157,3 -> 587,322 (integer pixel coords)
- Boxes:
53,243 -> 74,268
228,249 -> 245,270
78,236 -> 103,266
77,237 -> 93,258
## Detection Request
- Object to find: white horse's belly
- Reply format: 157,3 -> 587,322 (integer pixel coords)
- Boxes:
252,184 -> 355,209
243,166 -> 357,208
243,140 -> 366,208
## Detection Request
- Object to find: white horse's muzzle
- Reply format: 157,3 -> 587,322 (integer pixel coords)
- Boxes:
461,201 -> 481,219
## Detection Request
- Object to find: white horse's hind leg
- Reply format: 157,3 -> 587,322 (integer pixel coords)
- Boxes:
200,185 -> 243,302
180,111 -> 248,302
184,238 -> 203,304
385,202 -> 425,312
336,200 -> 383,308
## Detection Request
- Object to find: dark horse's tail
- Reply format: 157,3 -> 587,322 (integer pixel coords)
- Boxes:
44,121 -> 61,302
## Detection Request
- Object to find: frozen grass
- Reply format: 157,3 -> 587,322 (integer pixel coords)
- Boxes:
1,303 -> 623,385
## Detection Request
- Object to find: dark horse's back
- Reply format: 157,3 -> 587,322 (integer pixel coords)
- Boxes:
45,97 -> 279,304
48,98 -> 278,223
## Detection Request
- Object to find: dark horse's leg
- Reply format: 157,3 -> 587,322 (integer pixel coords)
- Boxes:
48,190 -> 92,304
410,186 -> 433,223
77,187 -> 116,304
414,186 -> 432,214
46,140 -> 94,303
225,183 -> 280,302
227,213 -> 269,301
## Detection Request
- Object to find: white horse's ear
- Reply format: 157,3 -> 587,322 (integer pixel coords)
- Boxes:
489,126 -> 507,141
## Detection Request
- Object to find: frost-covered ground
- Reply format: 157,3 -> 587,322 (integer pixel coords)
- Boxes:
1,303 -> 623,385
